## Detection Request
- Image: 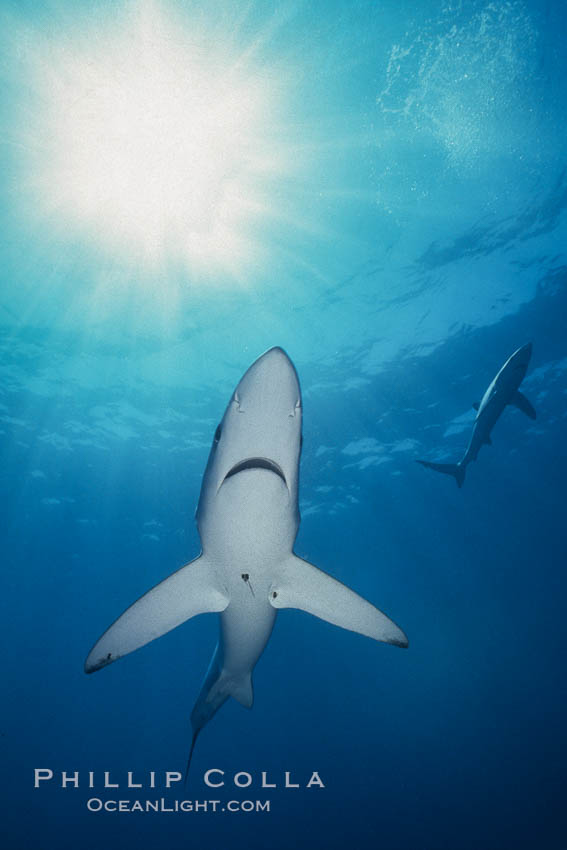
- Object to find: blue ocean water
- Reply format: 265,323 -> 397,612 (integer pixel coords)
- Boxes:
1,1 -> 566,848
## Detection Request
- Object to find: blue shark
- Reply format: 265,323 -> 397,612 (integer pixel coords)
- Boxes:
85,347 -> 408,775
417,343 -> 536,488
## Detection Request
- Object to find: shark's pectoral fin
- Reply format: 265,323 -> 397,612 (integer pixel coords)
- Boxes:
472,401 -> 480,411
510,390 -> 536,420
269,555 -> 408,648
85,555 -> 229,673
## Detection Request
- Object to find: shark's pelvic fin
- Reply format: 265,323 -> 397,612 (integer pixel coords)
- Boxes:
416,459 -> 466,488
85,555 -> 229,673
230,673 -> 254,708
202,669 -> 254,710
269,555 -> 408,648
510,390 -> 536,420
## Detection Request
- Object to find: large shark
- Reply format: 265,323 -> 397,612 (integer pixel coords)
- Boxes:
417,343 -> 536,488
85,347 -> 408,776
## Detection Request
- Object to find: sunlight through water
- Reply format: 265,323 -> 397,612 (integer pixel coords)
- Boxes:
10,1 -> 296,286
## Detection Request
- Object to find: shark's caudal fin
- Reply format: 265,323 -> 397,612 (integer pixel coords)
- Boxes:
183,675 -> 252,786
269,555 -> 408,647
184,647 -> 254,784
84,555 -> 229,674
417,459 -> 466,488
184,729 -> 199,787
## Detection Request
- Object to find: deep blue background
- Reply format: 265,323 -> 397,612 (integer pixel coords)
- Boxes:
1,1 -> 566,848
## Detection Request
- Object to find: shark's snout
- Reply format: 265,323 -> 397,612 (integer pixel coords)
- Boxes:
242,346 -> 300,403
258,346 -> 294,366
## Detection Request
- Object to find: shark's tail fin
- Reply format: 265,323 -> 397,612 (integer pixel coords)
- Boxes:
417,459 -> 465,488
184,729 -> 200,787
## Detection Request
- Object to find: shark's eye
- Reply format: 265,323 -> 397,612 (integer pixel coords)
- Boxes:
214,424 -> 222,443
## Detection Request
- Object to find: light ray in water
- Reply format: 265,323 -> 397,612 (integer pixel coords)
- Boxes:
4,1 -> 305,289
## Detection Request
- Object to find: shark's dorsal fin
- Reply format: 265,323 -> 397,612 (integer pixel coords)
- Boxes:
85,555 -> 229,673
472,401 -> 480,411
510,390 -> 536,420
269,555 -> 408,647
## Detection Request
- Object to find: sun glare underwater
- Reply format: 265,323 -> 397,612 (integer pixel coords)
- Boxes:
2,1 -> 567,849
5,0 -> 333,300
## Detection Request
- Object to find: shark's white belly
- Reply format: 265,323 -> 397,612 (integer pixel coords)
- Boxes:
200,469 -> 298,570
220,595 -> 277,676
200,469 -> 297,679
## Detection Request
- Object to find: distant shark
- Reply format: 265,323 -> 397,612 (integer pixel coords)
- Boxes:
85,347 -> 408,777
417,343 -> 536,488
